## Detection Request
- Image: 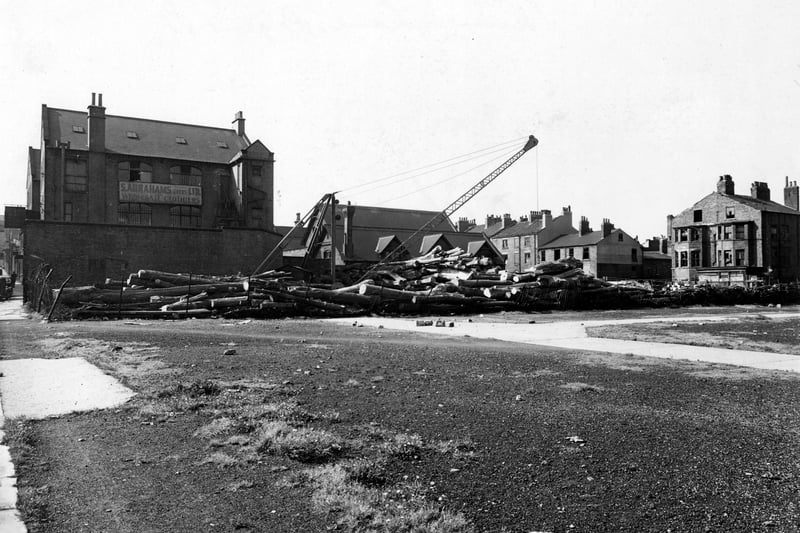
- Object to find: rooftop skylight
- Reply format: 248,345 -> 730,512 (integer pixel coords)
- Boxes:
126,131 -> 139,139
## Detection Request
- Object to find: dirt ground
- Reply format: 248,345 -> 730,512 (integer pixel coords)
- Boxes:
2,307 -> 800,532
587,313 -> 799,355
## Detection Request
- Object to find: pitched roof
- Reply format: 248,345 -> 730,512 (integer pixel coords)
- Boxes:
375,235 -> 401,254
540,231 -> 602,248
725,193 -> 799,215
493,218 -> 544,238
419,234 -> 454,255
45,107 -> 252,164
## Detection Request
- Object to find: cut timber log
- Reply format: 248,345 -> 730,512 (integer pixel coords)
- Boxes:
136,269 -> 221,286
482,287 -> 512,300
289,287 -> 378,307
357,284 -> 418,302
58,282 -> 246,306
455,279 -> 512,288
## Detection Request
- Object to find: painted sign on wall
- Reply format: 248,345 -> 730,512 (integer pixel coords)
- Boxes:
119,182 -> 202,205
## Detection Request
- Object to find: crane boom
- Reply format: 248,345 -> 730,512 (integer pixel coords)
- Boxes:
443,134 -> 538,217
357,134 -> 538,280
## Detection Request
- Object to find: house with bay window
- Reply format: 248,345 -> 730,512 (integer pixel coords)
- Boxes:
667,175 -> 800,285
22,93 -> 282,287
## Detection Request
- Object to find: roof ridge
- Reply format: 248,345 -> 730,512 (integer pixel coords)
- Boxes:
48,106 -> 239,134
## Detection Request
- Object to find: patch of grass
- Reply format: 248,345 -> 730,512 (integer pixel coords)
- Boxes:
200,451 -> 239,468
342,457 -> 390,486
560,382 -> 605,393
4,420 -> 52,528
433,438 -> 477,458
296,465 -> 474,532
381,432 -> 424,459
158,379 -> 221,398
255,421 -> 345,463
194,417 -> 235,439
226,480 -> 255,492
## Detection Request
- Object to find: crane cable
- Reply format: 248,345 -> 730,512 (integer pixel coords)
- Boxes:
373,145 -> 521,206
339,136 -> 528,196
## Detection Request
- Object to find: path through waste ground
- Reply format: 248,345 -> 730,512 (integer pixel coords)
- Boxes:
0,287 -> 134,532
332,311 -> 800,372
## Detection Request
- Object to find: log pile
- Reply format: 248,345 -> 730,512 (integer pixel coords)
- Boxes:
50,248 -> 800,320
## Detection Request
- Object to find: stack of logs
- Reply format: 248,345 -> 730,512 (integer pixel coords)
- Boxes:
55,247 -> 655,320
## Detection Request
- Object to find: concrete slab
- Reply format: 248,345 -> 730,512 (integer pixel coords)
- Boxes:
0,358 -> 135,419
0,509 -> 26,533
0,295 -> 27,321
331,314 -> 800,373
0,448 -> 14,478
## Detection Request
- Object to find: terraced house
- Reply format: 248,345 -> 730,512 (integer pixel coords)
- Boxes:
667,175 -> 800,284
23,93 -> 282,286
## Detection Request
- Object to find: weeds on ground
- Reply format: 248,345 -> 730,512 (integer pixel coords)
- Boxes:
4,419 -> 52,528
255,421 -> 345,463
177,379 -> 476,532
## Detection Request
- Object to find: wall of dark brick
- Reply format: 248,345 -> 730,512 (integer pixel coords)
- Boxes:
23,220 -> 282,286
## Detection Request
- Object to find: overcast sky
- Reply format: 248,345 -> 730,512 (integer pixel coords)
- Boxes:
2,1 -> 799,240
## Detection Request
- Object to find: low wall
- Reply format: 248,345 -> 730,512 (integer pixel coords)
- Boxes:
23,220 -> 282,286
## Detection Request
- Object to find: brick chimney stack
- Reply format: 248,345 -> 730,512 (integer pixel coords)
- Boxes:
579,216 -> 592,236
717,175 -> 735,195
784,176 -> 799,211
233,111 -> 246,137
750,181 -> 770,201
485,214 -> 501,228
601,218 -> 615,238
457,217 -> 475,232
87,92 -> 106,152
501,213 -> 513,229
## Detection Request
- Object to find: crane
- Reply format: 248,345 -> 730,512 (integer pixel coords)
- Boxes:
253,134 -> 538,280
356,134 -> 538,280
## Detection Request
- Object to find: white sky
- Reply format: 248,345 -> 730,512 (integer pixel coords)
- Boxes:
2,1 -> 799,240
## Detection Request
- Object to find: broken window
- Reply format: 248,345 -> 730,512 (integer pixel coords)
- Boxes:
723,226 -> 732,240
679,229 -> 688,242
501,239 -> 508,249
690,228 -> 699,241
725,207 -> 735,218
118,161 -> 153,182
523,252 -> 531,263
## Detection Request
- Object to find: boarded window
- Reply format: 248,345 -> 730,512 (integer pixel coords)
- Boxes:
65,160 -> 88,192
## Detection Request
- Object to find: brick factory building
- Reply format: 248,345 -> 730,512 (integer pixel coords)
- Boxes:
23,93 -> 282,288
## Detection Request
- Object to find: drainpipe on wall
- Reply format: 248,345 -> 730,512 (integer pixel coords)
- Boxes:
58,141 -> 69,221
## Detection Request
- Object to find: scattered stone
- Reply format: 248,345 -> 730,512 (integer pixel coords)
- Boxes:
223,349 -> 236,356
